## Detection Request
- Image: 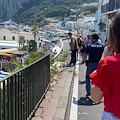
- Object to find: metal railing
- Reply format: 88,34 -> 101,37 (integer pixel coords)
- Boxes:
0,54 -> 50,120
102,0 -> 120,13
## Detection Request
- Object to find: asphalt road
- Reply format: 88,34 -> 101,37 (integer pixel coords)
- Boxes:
77,63 -> 104,120
63,39 -> 70,52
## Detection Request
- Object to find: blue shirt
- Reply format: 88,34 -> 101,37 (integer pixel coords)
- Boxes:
85,41 -> 104,63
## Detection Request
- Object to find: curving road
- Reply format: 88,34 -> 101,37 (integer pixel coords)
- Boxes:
63,39 -> 71,52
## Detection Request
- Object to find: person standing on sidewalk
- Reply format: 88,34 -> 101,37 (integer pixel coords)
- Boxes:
67,32 -> 78,67
81,33 -> 104,98
84,35 -> 91,46
90,11 -> 120,120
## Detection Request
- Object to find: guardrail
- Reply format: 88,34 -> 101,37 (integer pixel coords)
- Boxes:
0,54 -> 50,120
54,38 -> 64,59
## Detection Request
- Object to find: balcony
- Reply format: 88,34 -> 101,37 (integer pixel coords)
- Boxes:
102,0 -> 120,14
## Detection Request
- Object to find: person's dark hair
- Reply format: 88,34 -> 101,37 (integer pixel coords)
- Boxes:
68,32 -> 72,35
91,33 -> 99,40
108,11 -> 120,52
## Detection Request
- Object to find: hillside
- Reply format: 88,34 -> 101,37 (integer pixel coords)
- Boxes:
13,0 -> 98,26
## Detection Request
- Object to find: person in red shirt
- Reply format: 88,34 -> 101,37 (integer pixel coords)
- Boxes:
90,11 -> 120,119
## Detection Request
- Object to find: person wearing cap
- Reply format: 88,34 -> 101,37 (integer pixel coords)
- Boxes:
81,33 -> 104,98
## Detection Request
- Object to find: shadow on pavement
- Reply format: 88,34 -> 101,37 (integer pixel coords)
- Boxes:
73,97 -> 103,106
79,80 -> 86,84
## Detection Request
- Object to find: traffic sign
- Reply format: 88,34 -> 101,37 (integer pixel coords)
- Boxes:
61,22 -> 65,27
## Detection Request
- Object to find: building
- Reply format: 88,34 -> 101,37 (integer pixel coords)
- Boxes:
77,16 -> 95,37
0,28 -> 43,49
83,3 -> 98,7
97,0 -> 120,43
95,0 -> 109,43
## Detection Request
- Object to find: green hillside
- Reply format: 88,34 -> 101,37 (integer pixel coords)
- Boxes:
14,0 -> 98,26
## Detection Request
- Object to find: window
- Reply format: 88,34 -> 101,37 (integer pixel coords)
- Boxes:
12,36 -> 15,40
3,36 -> 6,40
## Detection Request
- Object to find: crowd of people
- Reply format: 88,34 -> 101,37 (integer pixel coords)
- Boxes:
66,11 -> 120,120
67,32 -> 103,67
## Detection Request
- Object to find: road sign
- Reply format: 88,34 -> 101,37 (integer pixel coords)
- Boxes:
61,22 -> 65,27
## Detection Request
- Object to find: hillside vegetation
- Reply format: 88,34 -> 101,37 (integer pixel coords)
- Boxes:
14,0 -> 98,26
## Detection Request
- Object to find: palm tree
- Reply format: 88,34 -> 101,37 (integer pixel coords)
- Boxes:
31,26 -> 39,41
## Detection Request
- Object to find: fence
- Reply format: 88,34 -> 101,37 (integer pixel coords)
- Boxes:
102,0 -> 120,13
0,54 -> 50,120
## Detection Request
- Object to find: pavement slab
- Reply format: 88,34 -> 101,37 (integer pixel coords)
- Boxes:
32,55 -> 74,120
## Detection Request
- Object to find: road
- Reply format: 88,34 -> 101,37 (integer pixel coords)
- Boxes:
63,39 -> 70,52
69,58 -> 104,120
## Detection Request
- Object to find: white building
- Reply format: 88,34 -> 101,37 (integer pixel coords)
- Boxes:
83,2 -> 98,7
77,16 -> 95,37
0,28 -> 43,49
96,0 -> 109,43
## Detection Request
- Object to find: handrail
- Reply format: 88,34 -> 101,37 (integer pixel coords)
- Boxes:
54,38 -> 64,59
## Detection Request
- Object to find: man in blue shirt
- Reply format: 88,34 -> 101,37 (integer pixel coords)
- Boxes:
81,33 -> 104,98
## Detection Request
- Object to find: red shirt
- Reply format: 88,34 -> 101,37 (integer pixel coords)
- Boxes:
90,53 -> 120,118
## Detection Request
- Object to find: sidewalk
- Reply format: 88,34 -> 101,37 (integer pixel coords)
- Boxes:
77,63 -> 104,120
32,56 -> 75,120
32,56 -> 104,120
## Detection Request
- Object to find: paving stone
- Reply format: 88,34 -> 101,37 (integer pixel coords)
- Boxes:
48,86 -> 55,91
45,91 -> 52,99
54,108 -> 66,119
41,108 -> 55,120
53,118 -> 63,120
39,101 -> 49,108
34,108 -> 42,117
32,117 -> 42,120
52,92 -> 61,98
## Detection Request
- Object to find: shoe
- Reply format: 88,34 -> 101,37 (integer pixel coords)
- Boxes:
65,63 -> 71,67
86,92 -> 91,99
73,63 -> 76,66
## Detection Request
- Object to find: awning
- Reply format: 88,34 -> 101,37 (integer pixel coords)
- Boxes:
0,48 -> 18,53
74,34 -> 82,37
102,9 -> 120,15
0,43 -> 20,49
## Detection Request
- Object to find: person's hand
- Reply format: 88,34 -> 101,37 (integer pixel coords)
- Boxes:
102,47 -> 115,59
81,60 -> 85,64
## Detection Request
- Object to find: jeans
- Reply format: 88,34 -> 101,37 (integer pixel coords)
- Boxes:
86,63 -> 98,93
70,49 -> 78,65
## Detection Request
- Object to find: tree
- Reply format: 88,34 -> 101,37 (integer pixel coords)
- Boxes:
31,26 -> 39,41
19,36 -> 26,50
28,40 -> 37,53
25,50 -> 47,65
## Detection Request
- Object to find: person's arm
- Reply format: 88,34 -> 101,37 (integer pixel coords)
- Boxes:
91,85 -> 103,103
81,53 -> 87,63
81,45 -> 89,63
72,38 -> 75,50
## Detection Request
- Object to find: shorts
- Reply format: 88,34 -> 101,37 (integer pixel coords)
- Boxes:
100,112 -> 120,120
81,53 -> 84,57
